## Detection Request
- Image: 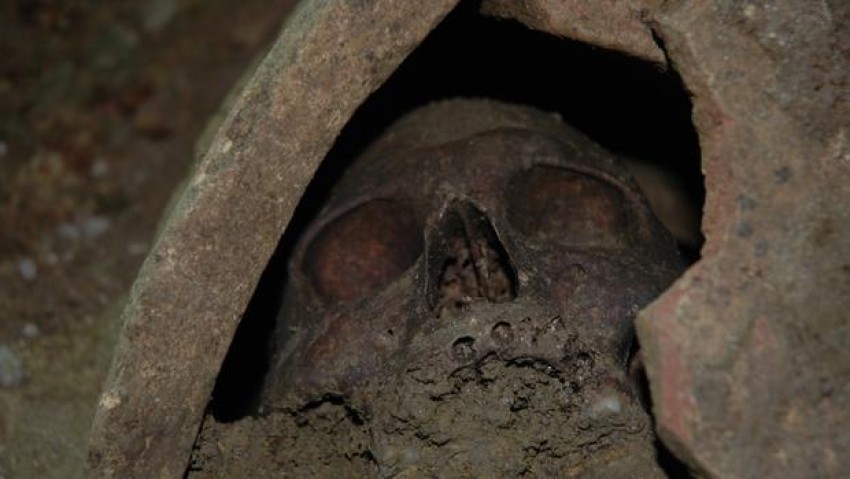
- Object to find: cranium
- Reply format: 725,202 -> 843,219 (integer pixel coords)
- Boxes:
189,99 -> 685,477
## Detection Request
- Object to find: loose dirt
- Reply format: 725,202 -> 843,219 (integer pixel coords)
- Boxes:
0,1 -> 294,476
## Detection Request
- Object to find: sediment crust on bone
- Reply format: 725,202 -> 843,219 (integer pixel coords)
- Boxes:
188,353 -> 662,478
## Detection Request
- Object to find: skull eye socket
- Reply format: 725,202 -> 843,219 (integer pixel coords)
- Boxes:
507,165 -> 633,248
304,199 -> 423,303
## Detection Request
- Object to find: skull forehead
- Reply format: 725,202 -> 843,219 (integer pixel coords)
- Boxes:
361,99 -> 622,165
318,99 -> 641,216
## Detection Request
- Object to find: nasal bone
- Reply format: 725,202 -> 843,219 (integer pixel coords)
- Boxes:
428,201 -> 518,315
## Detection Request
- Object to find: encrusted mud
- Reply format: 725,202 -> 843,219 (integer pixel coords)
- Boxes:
189,344 -> 663,478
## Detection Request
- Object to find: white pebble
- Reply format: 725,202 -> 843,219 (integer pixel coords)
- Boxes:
595,395 -> 622,415
44,251 -> 59,265
91,159 -> 109,178
144,0 -> 177,32
57,223 -> 81,241
0,345 -> 23,388
22,322 -> 40,338
583,391 -> 623,421
17,258 -> 37,281
82,216 -> 111,240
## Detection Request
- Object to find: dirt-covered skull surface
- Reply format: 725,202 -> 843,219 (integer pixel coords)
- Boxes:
189,100 -> 686,477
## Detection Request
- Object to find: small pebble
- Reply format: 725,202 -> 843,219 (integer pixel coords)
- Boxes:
0,345 -> 23,388
91,158 -> 109,178
82,216 -> 111,240
144,0 -> 177,32
0,140 -> 7,157
582,390 -> 623,421
44,252 -> 59,265
58,223 -> 81,241
594,395 -> 622,416
17,258 -> 37,281
22,322 -> 40,338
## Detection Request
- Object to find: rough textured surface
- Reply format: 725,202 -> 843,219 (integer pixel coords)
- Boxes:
86,1 -> 459,477
86,0 -> 850,477
191,354 -> 663,478
188,100 -> 684,477
0,2 -> 294,477
636,1 -> 850,477
0,300 -> 121,478
481,0 -> 666,64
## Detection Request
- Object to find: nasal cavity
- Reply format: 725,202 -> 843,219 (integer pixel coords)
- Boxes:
428,201 -> 517,317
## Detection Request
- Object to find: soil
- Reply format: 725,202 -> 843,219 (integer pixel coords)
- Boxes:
0,1 -> 295,476
189,330 -> 664,479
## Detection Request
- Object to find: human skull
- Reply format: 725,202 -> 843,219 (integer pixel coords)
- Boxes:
190,99 -> 686,477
